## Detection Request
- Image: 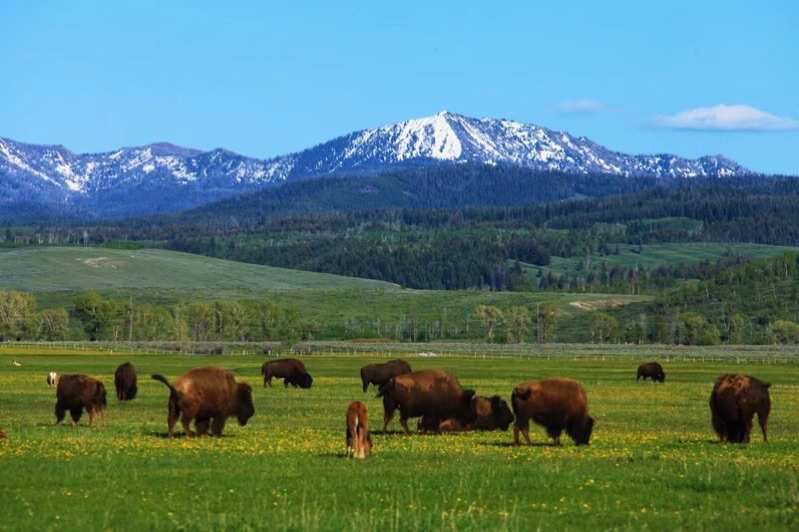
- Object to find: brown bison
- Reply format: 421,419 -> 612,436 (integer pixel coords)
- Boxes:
261,358 -> 313,389
511,378 -> 594,446
152,367 -> 255,438
114,362 -> 138,401
637,362 -> 665,382
360,359 -> 412,392
709,374 -> 771,443
346,401 -> 373,459
378,369 -> 475,434
417,394 -> 515,433
55,374 -> 107,426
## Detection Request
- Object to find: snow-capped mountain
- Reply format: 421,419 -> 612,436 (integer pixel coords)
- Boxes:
1,111 -> 751,218
261,111 -> 749,180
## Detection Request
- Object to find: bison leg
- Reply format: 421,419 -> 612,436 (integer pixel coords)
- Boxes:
399,414 -> 411,435
513,418 -> 531,446
547,426 -> 563,445
346,428 -> 353,456
167,412 -> 178,438
55,401 -> 67,424
382,399 -> 396,433
758,410 -> 769,442
70,406 -> 83,425
211,417 -> 227,437
195,417 -> 211,436
181,416 -> 195,437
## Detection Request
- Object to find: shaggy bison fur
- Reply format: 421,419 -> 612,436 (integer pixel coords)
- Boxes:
709,374 -> 771,443
114,362 -> 138,401
152,367 -> 255,438
360,359 -> 412,392
378,369 -> 475,434
55,374 -> 107,426
346,401 -> 373,459
637,362 -> 665,382
511,378 -> 594,446
417,395 -> 514,433
261,358 -> 313,389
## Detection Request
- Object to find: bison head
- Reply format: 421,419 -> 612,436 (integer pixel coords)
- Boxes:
489,396 -> 514,431
295,373 -> 313,389
236,383 -> 255,426
571,416 -> 595,445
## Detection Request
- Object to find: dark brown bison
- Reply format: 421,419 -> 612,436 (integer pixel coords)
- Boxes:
417,394 -> 514,433
346,401 -> 373,459
637,362 -> 665,382
709,374 -> 771,443
378,369 -> 475,434
114,362 -> 138,401
360,359 -> 412,392
511,378 -> 594,446
261,358 -> 313,389
55,374 -> 107,426
152,367 -> 255,438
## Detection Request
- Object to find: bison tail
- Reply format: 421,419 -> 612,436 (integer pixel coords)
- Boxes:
151,374 -> 177,394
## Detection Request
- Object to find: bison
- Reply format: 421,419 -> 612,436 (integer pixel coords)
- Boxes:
637,362 -> 665,382
709,374 -> 771,444
511,378 -> 594,446
261,358 -> 313,389
378,369 -> 475,434
114,362 -> 138,401
346,401 -> 373,459
417,394 -> 514,433
152,367 -> 255,438
47,371 -> 58,387
55,374 -> 107,426
360,359 -> 412,392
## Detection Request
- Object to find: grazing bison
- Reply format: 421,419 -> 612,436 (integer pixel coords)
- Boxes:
360,359 -> 412,392
418,395 -> 514,433
152,367 -> 255,438
55,375 -> 107,426
378,369 -> 475,434
261,358 -> 313,389
709,374 -> 771,444
47,371 -> 58,387
346,401 -> 373,459
637,362 -> 665,382
511,378 -> 594,446
114,362 -> 138,401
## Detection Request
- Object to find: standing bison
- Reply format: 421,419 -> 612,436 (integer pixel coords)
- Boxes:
261,358 -> 313,389
378,369 -> 475,434
346,401 -> 373,459
637,362 -> 665,382
511,378 -> 594,446
418,394 -> 514,433
360,359 -> 412,392
114,362 -> 138,401
55,375 -> 107,426
709,374 -> 771,443
152,367 -> 255,438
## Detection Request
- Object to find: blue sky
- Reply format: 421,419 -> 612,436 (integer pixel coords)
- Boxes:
1,1 -> 797,174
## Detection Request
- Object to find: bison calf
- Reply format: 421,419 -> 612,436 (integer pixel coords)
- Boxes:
511,378 -> 594,446
637,362 -> 665,382
152,367 -> 255,438
710,374 -> 771,444
360,359 -> 412,392
346,401 -> 373,459
261,358 -> 313,389
114,362 -> 138,401
55,375 -> 107,426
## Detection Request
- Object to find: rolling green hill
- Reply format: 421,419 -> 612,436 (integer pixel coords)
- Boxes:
0,247 -> 398,293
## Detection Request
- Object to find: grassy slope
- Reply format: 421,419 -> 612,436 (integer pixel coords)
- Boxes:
0,346 -> 797,531
523,242 -> 799,278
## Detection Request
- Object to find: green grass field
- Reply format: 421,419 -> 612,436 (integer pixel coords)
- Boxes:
1,345 -> 797,531
522,242 -> 799,279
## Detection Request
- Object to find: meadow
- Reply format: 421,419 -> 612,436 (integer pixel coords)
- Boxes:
1,345 -> 797,531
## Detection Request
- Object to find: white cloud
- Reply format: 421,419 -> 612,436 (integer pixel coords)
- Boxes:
556,98 -> 610,114
655,104 -> 799,131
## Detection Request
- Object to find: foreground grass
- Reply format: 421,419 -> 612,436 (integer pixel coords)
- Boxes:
1,347 -> 797,531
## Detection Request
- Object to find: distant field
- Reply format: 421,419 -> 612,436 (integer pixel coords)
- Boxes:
0,247 -> 398,292
0,246 -> 650,342
523,242 -> 799,278
0,346 -> 797,530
